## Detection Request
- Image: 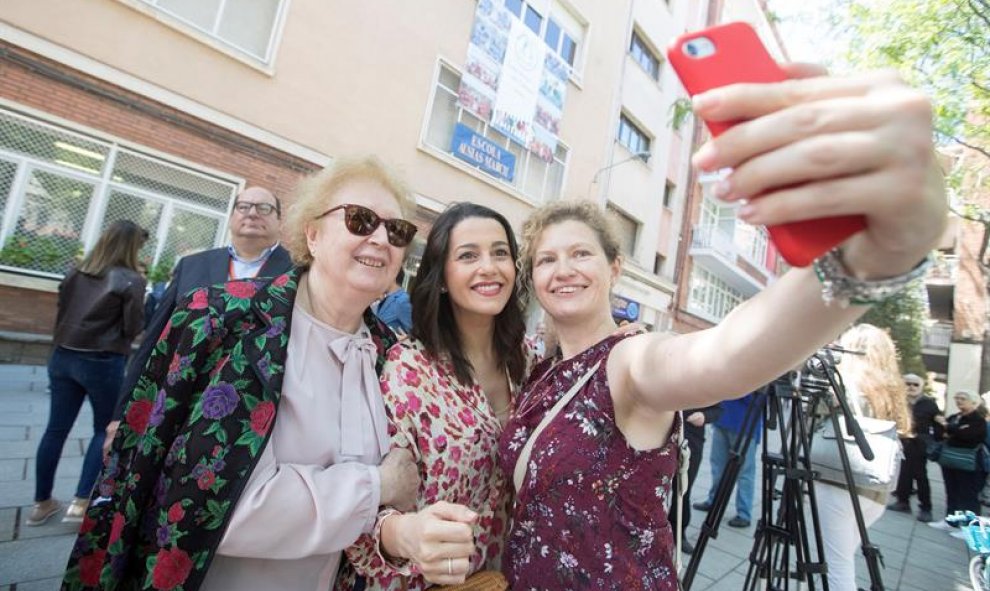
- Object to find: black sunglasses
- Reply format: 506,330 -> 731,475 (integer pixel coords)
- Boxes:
316,203 -> 417,248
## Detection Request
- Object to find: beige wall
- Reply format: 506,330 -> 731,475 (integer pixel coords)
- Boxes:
4,0 -> 703,326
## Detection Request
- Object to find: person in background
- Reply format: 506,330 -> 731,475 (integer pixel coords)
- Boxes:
104,186 -> 293,457
669,402 -> 722,553
693,392 -> 762,528
27,220 -> 147,526
339,202 -> 533,589
62,157 -> 419,591
888,372 -> 941,522
497,63 -> 946,589
930,389 -> 988,532
375,267 -> 413,334
816,324 -> 911,591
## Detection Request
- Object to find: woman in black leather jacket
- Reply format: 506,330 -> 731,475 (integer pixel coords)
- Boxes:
27,220 -> 147,526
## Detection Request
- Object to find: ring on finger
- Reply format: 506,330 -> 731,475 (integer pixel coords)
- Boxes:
447,557 -> 453,575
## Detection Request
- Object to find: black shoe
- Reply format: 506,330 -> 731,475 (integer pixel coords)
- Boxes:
728,516 -> 751,528
681,539 -> 695,554
887,500 -> 910,513
917,509 -> 933,523
692,501 -> 712,511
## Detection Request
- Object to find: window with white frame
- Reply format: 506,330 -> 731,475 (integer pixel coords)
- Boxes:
503,0 -> 585,69
687,266 -> 743,321
735,223 -> 769,268
607,205 -> 638,256
0,108 -> 237,278
630,31 -> 662,82
424,62 -> 568,203
136,0 -> 287,63
617,114 -> 651,156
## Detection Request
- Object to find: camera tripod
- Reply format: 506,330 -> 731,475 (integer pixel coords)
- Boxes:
681,349 -> 886,591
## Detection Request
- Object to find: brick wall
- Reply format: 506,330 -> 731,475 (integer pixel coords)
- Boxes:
0,284 -> 57,334
0,42 -> 321,343
0,41 -> 319,204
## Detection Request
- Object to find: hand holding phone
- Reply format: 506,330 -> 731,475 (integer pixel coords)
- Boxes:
667,22 -> 866,267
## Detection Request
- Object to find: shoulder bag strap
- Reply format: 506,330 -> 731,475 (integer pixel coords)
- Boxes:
513,360 -> 601,493
674,411 -> 688,571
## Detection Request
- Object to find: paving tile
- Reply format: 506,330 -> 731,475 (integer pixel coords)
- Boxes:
0,458 -> 25,481
0,364 -> 976,590
0,535 -> 75,585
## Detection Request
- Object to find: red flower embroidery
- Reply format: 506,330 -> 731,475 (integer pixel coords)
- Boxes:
78,548 -> 106,586
187,288 -> 209,310
109,512 -> 125,544
224,281 -> 257,299
250,401 -> 276,436
167,502 -> 185,523
196,471 -> 216,491
125,400 -> 154,435
272,274 -> 289,287
80,511 -> 97,534
151,547 -> 193,591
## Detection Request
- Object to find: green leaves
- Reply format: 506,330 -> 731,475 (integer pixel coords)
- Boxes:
837,0 -> 989,151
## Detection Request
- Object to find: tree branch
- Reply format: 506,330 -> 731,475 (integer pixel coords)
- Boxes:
952,136 -> 990,161
979,223 -> 990,274
967,0 -> 990,29
948,204 -> 990,272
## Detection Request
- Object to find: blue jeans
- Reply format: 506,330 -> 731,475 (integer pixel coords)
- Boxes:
35,347 -> 124,501
704,424 -> 758,522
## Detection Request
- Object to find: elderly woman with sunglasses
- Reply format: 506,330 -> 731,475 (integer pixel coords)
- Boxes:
62,157 -> 421,591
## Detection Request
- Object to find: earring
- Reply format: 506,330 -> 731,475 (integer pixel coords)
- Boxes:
440,286 -> 447,293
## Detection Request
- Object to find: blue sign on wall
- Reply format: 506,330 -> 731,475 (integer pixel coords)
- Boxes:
611,294 -> 641,321
451,123 -> 516,182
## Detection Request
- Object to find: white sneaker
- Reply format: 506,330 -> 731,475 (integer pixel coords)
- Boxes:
928,519 -> 955,531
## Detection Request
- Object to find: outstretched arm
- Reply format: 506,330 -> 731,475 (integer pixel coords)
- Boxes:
612,67 -> 946,413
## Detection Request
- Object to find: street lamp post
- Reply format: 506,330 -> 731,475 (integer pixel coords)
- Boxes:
588,150 -> 651,203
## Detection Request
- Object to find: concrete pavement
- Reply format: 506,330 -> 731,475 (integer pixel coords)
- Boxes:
0,364 -> 978,590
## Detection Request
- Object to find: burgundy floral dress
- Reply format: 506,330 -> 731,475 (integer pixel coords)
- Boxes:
498,335 -> 681,590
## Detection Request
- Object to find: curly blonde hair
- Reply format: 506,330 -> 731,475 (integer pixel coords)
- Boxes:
517,200 -> 622,298
838,324 -> 912,436
283,156 -> 415,267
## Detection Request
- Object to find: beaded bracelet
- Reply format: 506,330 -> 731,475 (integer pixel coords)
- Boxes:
812,248 -> 933,307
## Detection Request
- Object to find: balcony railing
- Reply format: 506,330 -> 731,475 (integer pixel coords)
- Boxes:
691,225 -> 737,261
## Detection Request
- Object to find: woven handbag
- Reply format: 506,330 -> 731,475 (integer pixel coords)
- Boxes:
433,570 -> 508,591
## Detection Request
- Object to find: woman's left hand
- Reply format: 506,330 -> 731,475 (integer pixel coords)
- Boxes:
692,65 -> 947,278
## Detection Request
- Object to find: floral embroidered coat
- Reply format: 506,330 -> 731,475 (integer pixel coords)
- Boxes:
61,268 -> 396,591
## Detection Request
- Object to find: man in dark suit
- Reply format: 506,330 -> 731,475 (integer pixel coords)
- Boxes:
104,186 -> 293,453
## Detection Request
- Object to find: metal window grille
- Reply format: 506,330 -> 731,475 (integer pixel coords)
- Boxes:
0,108 -> 237,278
426,63 -> 568,203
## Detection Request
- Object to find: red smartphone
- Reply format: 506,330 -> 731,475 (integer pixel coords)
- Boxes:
667,21 -> 866,268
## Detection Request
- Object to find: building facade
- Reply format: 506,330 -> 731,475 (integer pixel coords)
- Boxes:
0,0 -> 717,361
926,142 -> 990,412
670,0 -> 787,335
